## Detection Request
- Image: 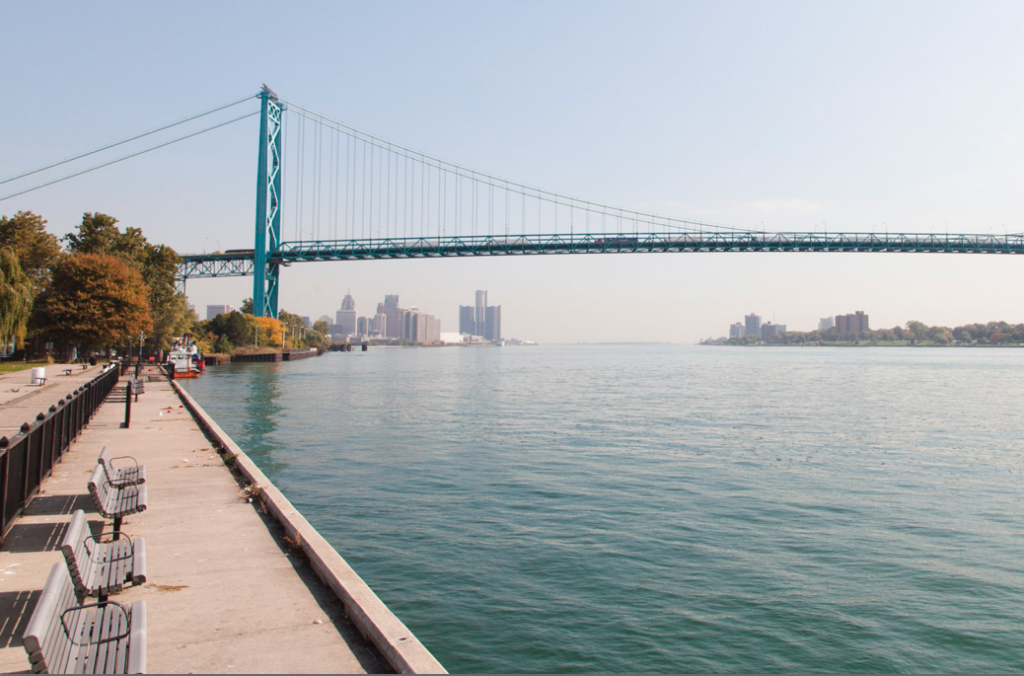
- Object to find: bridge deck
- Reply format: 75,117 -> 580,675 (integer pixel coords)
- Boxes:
178,231 -> 1024,278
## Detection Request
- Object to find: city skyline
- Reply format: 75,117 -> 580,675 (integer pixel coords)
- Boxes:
5,3 -> 1024,343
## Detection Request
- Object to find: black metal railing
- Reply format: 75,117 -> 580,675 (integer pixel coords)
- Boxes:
0,364 -> 121,542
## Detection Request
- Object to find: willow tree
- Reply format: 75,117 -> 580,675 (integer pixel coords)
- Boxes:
0,248 -> 33,350
0,211 -> 62,294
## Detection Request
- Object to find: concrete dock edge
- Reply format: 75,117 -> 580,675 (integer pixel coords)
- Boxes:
171,381 -> 447,675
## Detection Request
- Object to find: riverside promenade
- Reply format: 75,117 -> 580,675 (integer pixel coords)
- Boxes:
0,369 -> 441,673
0,364 -> 101,430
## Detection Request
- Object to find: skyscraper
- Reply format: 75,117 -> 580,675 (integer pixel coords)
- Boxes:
485,306 -> 502,342
383,295 -> 401,339
745,313 -> 761,338
475,290 -> 487,331
335,294 -> 357,337
459,306 -> 476,335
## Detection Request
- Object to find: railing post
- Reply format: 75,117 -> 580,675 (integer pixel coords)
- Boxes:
19,423 -> 30,506
123,381 -> 132,429
47,405 -> 58,469
0,437 -> 8,539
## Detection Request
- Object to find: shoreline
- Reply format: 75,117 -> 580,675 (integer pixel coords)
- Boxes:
172,381 -> 446,674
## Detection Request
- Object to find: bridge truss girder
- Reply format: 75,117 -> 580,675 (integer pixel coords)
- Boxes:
177,231 -> 1024,285
274,231 -> 1024,261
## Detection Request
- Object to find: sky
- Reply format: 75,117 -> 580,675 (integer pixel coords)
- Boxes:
3,1 -> 1024,343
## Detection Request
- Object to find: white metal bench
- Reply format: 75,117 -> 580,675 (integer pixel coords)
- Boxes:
60,510 -> 146,602
87,465 -> 148,535
23,562 -> 146,674
97,447 -> 146,488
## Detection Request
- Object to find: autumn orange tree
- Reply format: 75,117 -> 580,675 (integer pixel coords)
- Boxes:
31,253 -> 152,356
65,213 -> 191,352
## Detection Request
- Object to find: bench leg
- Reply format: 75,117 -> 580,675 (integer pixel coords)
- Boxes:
113,516 -> 122,539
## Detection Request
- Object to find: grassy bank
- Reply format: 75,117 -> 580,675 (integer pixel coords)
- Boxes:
0,362 -> 50,375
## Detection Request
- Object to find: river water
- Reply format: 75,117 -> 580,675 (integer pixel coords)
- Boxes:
182,346 -> 1024,673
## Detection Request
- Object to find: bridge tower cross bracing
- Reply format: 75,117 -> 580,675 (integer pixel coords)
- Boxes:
253,85 -> 284,318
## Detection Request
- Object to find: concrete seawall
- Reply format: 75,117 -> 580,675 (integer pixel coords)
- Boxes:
172,381 -> 447,674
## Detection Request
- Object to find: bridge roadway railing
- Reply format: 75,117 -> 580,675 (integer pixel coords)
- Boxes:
178,231 -> 1024,278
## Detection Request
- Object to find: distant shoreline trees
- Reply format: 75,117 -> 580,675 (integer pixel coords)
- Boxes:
702,320 -> 1024,347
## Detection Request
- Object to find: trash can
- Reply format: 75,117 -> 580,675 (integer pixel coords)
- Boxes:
89,356 -> 97,366
31,367 -> 46,385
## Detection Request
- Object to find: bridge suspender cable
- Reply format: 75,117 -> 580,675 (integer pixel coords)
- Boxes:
0,111 -> 259,203
280,98 -> 763,235
0,95 -> 256,188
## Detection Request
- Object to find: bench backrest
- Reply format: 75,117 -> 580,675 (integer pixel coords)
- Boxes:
23,562 -> 78,673
97,447 -> 116,485
60,510 -> 93,602
87,464 -> 111,511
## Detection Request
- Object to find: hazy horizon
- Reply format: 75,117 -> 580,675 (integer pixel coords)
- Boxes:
4,1 -> 1024,343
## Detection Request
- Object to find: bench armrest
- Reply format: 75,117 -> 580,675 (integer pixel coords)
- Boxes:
84,533 -> 133,560
127,602 -> 147,674
110,455 -> 140,472
60,601 -> 130,644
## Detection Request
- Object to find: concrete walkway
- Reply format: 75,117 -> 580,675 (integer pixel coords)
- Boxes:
0,364 -> 101,434
0,371 -> 389,673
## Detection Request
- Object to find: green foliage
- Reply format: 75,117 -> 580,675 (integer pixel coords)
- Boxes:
240,297 -> 254,314
213,334 -> 234,354
312,319 -> 330,335
0,211 -> 62,293
203,308 -> 328,353
65,213 -> 190,351
0,248 -> 34,348
715,319 -> 1024,347
31,253 -> 152,353
209,311 -> 252,348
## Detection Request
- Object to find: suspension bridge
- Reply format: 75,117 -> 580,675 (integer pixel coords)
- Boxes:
5,86 -> 1024,318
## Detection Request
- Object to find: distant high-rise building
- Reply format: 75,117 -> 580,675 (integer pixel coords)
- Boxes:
835,311 -> 869,336
383,295 -> 401,338
372,312 -> 387,337
485,306 -> 502,342
819,316 -> 835,331
459,306 -> 476,335
356,316 -> 370,337
335,294 -> 357,337
206,304 -> 236,320
761,323 -> 787,340
729,323 -> 745,339
475,290 -> 487,330
745,313 -> 762,338
300,316 -> 311,328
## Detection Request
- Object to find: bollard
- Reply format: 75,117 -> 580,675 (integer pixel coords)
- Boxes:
123,381 -> 132,429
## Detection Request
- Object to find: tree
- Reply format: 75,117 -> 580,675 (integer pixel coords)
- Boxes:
313,319 -> 330,335
0,211 -> 62,293
254,316 -> 283,346
213,334 -> 233,354
239,297 -> 254,314
209,311 -> 252,348
31,253 -> 152,355
65,213 -> 190,351
0,248 -> 33,349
